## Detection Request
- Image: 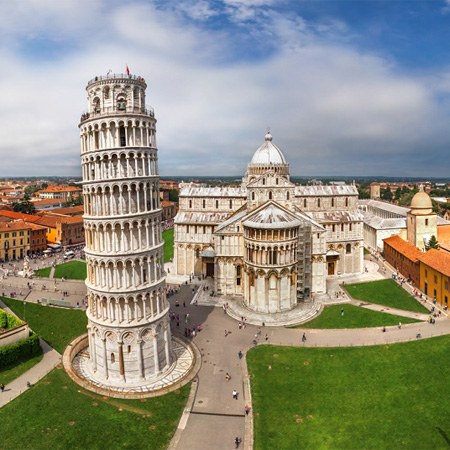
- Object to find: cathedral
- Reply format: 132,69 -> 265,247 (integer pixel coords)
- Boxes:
174,132 -> 364,314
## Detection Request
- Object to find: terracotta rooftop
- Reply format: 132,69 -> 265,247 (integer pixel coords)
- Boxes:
35,214 -> 84,228
42,205 -> 84,216
437,224 -> 450,245
383,235 -> 423,262
38,186 -> 82,193
162,201 -> 177,207
32,199 -> 66,206
419,248 -> 450,277
0,222 -> 31,232
0,210 -> 41,222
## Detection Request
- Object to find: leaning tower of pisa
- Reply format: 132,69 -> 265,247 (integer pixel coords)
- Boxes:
79,73 -> 174,387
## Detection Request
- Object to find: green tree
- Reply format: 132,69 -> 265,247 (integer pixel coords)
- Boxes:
426,235 -> 439,250
12,194 -> 36,215
168,189 -> 179,203
357,187 -> 370,199
380,188 -> 393,202
394,187 -> 402,200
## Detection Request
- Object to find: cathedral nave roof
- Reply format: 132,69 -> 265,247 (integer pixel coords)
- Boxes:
296,185 -> 358,196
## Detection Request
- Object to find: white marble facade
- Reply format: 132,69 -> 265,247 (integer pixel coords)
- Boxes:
174,132 -> 364,314
80,73 -> 173,386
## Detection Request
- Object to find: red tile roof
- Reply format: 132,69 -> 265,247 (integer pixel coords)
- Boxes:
419,249 -> 450,277
0,210 -> 41,222
383,235 -> 422,262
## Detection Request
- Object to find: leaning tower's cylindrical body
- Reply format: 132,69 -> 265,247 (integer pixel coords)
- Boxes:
79,73 -> 173,386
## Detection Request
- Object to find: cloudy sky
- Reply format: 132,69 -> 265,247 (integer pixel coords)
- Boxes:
2,0 -> 450,178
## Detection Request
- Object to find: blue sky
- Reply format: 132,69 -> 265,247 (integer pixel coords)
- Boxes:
1,0 -> 450,177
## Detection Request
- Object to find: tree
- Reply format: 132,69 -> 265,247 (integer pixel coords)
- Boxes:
12,195 -> 36,215
380,188 -> 393,202
426,235 -> 439,251
357,187 -> 370,199
394,187 -> 402,201
168,189 -> 179,203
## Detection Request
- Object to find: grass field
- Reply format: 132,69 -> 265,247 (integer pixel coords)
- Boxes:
0,366 -> 189,450
54,260 -> 87,280
300,304 -> 420,329
345,279 -> 429,314
34,267 -> 52,278
0,353 -> 43,386
1,297 -> 88,354
163,228 -> 174,263
248,337 -> 450,450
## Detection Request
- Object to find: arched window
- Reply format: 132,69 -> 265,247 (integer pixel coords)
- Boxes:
111,353 -> 115,363
331,198 -> 335,207
104,86 -> 110,99
346,244 -> 351,254
345,197 -> 349,207
252,192 -> 255,201
304,199 -> 307,208
119,126 -> 126,147
269,191 -> 272,200
317,198 -> 321,208
286,192 -> 290,200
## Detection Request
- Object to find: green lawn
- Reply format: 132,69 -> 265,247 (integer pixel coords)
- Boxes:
248,337 -> 450,450
345,279 -> 429,314
1,297 -> 88,354
54,260 -> 87,280
0,352 -> 43,386
163,228 -> 174,263
300,304 -> 420,329
34,267 -> 52,278
0,366 -> 189,450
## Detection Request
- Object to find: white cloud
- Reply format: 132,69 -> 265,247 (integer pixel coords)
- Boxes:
0,0 -> 448,177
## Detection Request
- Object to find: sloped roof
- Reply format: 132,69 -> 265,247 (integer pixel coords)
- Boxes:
383,235 -> 422,262
243,202 -> 301,229
0,210 -> 41,222
179,185 -> 246,197
174,211 -> 231,225
296,185 -> 358,196
418,248 -> 450,277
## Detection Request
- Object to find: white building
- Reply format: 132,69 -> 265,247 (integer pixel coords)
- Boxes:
79,73 -> 173,387
174,132 -> 364,314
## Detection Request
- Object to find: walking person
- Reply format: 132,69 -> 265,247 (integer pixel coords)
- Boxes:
235,437 -> 241,448
0,383 -> 5,392
302,332 -> 306,343
232,389 -> 238,400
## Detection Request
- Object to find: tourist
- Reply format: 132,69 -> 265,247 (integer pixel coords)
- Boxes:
232,389 -> 238,400
238,351 -> 243,359
225,330 -> 228,337
265,334 -> 268,341
225,372 -> 231,381
0,383 -> 5,392
245,405 -> 250,415
235,437 -> 241,449
302,332 -> 306,343
398,322 -> 402,329
341,308 -> 344,316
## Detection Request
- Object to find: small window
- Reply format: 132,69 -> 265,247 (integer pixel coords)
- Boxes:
349,223 -> 352,232
216,200 -> 219,208
128,345 -> 131,353
341,224 -> 344,232
345,197 -> 349,207
286,192 -> 290,200
317,198 -> 321,207
332,225 -> 335,232
252,192 -> 255,201
203,199 -> 206,208
425,219 -> 429,226
276,178 -> 279,185
230,200 -> 233,209
269,191 -> 272,200
304,199 -> 307,208
262,179 -> 266,185
346,244 -> 351,254
189,200 -> 192,208
331,198 -> 334,207
111,353 -> 115,363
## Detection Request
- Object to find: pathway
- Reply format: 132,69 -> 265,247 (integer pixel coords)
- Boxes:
0,300 -> 61,408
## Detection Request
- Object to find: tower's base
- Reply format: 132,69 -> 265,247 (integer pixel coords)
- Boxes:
63,335 -> 199,398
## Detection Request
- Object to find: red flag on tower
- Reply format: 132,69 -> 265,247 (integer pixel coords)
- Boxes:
126,65 -> 131,76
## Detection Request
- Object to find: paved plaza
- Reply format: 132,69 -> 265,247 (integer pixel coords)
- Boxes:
1,254 -> 449,449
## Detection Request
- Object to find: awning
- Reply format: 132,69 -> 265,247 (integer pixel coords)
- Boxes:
200,247 -> 216,258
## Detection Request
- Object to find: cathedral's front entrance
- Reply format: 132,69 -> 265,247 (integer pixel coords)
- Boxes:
206,262 -> 214,277
328,262 -> 335,275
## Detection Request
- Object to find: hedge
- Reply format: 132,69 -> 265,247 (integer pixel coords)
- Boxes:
0,309 -> 24,330
0,333 -> 41,368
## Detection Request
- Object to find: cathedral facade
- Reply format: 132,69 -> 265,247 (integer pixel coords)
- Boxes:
174,132 -> 364,314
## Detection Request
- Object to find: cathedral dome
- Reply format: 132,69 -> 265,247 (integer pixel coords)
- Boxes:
250,132 -> 287,165
410,187 -> 432,215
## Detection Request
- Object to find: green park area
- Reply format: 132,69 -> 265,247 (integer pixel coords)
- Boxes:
162,228 -> 174,262
35,260 -> 87,281
1,352 -> 43,386
248,337 -> 450,450
0,366 -> 189,450
1,297 -> 88,353
345,279 -> 429,314
301,304 -> 420,329
0,296 -> 189,450
54,260 -> 87,280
